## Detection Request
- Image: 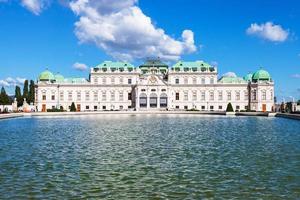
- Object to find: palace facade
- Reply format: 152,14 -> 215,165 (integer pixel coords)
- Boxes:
35,60 -> 275,112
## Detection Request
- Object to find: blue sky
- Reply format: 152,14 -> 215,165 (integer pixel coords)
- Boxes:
0,0 -> 299,101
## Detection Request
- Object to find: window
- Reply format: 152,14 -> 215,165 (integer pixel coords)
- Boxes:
42,95 -> 46,101
128,92 -> 132,100
209,91 -> 214,101
119,91 -> 124,101
201,91 -> 205,101
184,91 -> 188,101
176,92 -> 180,100
102,91 -> 107,101
102,106 -> 106,110
192,77 -> 197,84
151,89 -> 156,92
102,77 -> 106,84
235,91 -> 240,101
111,91 -> 115,101
219,105 -> 222,110
236,105 -> 240,110
111,77 -> 115,84
227,91 -> 231,101
252,89 -> 257,100
175,106 -> 179,109
94,77 -> 98,84
201,106 -> 205,110
218,91 -> 223,101
52,106 -> 55,109
262,90 -> 266,100
270,90 -> 273,100
120,77 -> 123,84
93,91 -> 98,101
60,92 -> 64,101
175,78 -> 179,84
210,78 -> 214,84
86,105 -> 89,110
184,77 -> 188,84
210,106 -> 214,111
201,78 -> 205,84
244,91 -> 248,101
161,89 -> 166,92
119,105 -> 123,110
85,91 -> 90,101
51,95 -> 55,101
77,91 -> 81,101
94,106 -> 97,111
192,91 -> 197,101
128,78 -> 132,84
184,106 -> 188,110
68,91 -> 72,101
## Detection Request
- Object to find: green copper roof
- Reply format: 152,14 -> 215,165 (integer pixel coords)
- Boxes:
243,73 -> 253,82
63,78 -> 88,84
54,73 -> 64,82
252,69 -> 271,81
172,61 -> 215,71
218,76 -> 247,84
139,59 -> 168,69
39,70 -> 55,81
95,61 -> 134,70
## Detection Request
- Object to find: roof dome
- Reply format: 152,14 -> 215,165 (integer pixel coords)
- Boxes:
39,70 -> 54,81
222,72 -> 237,78
252,69 -> 271,81
243,73 -> 253,82
54,73 -> 64,82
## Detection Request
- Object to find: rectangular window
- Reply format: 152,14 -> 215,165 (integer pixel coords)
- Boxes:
262,91 -> 266,100
94,77 -> 98,84
77,91 -> 81,101
201,78 -> 205,84
201,91 -> 205,101
270,90 -> 273,100
210,78 -> 214,84
236,91 -> 240,101
184,77 -> 188,84
60,92 -> 64,101
244,91 -> 248,101
119,91 -> 124,101
42,95 -> 46,101
201,106 -> 205,110
111,77 -> 115,84
102,91 -> 107,101
209,91 -> 214,101
219,105 -> 222,110
227,91 -> 231,101
120,77 -> 123,84
176,92 -> 180,100
94,106 -> 97,111
68,91 -> 72,101
192,91 -> 197,101
218,91 -> 223,101
192,77 -> 197,84
51,95 -> 55,101
236,105 -> 240,110
184,91 -> 188,101
252,90 -> 257,100
128,79 -> 132,84
184,106 -> 188,110
111,91 -> 115,101
175,106 -> 179,109
128,92 -> 132,100
210,106 -> 214,111
102,106 -> 106,110
175,78 -> 179,84
102,77 -> 106,84
93,91 -> 98,101
85,91 -> 90,101
86,105 -> 89,110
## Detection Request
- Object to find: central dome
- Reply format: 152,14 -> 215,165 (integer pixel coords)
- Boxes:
252,69 -> 271,82
39,70 -> 54,81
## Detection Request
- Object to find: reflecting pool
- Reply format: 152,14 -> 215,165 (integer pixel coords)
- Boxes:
0,115 -> 299,199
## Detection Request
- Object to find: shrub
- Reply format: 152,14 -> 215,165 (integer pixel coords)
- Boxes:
226,103 -> 234,112
70,102 -> 76,112
47,108 -> 65,112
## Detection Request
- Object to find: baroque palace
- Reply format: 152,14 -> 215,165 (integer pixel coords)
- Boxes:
36,60 -> 275,112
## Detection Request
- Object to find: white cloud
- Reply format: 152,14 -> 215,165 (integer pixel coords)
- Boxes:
73,62 -> 88,71
246,22 -> 289,42
69,0 -> 197,61
21,0 -> 49,15
0,77 -> 26,87
222,72 -> 237,78
291,74 -> 300,78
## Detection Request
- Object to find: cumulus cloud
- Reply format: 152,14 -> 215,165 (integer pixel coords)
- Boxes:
0,77 -> 26,87
69,0 -> 197,61
73,62 -> 88,71
21,0 -> 50,15
246,22 -> 289,42
222,72 -> 237,78
291,74 -> 300,78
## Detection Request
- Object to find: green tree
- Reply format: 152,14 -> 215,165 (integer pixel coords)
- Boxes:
0,87 -> 10,105
23,80 -> 29,102
70,102 -> 76,112
28,80 -> 35,104
15,85 -> 23,107
226,102 -> 234,112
